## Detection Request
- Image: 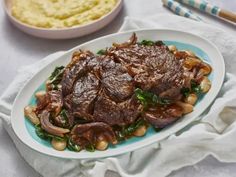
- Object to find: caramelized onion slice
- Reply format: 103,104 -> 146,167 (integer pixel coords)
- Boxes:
113,33 -> 137,48
40,110 -> 70,137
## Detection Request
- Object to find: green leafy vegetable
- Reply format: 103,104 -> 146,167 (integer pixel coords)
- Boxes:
48,66 -> 65,90
67,138 -> 81,152
116,119 -> 146,141
97,49 -> 106,55
191,80 -> 202,94
181,87 -> 191,97
59,109 -> 69,128
140,40 -> 155,46
181,80 -> 202,97
85,144 -> 95,152
35,124 -> 65,141
135,88 -> 171,109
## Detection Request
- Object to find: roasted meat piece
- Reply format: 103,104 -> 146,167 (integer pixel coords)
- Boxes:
71,122 -> 117,148
93,94 -> 141,126
61,51 -> 97,96
99,56 -> 134,102
107,35 -> 187,101
144,104 -> 183,129
71,72 -> 100,119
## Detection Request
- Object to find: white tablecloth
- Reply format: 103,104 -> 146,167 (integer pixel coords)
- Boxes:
0,0 -> 235,177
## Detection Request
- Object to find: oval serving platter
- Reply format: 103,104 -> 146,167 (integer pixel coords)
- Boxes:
11,29 -> 225,159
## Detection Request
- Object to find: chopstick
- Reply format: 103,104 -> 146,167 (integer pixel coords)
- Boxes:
177,0 -> 236,23
162,0 -> 202,21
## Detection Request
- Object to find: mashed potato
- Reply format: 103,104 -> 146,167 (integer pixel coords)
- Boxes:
11,0 -> 118,28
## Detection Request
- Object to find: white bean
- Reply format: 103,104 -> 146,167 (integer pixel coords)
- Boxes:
168,45 -> 177,52
35,91 -> 46,102
24,106 -> 40,125
200,77 -> 211,93
176,101 -> 194,114
96,140 -> 108,151
133,125 -> 147,137
51,138 -> 67,151
184,93 -> 198,105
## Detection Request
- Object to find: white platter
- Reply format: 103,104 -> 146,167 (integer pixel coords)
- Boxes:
3,0 -> 123,39
11,29 -> 225,159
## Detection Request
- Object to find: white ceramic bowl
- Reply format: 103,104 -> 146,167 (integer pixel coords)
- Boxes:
3,0 -> 123,39
11,29 -> 225,159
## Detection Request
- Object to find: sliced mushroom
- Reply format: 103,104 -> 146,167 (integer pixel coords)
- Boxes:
184,57 -> 201,70
47,90 -> 63,116
39,110 -> 70,137
24,105 -> 40,125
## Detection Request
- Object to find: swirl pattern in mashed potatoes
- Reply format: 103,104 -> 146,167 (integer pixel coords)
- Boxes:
11,0 -> 118,28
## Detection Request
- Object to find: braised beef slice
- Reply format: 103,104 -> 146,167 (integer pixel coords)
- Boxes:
71,72 -> 100,120
99,56 -> 134,102
61,51 -> 97,96
107,42 -> 186,101
144,104 -> 183,128
71,122 -> 117,147
93,94 -> 140,126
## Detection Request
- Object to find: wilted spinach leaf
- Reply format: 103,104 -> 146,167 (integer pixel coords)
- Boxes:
191,80 -> 202,95
85,144 -> 95,152
140,40 -> 155,46
181,87 -> 191,97
67,138 -> 81,152
135,88 -> 171,109
116,119 -> 146,141
97,49 -> 106,55
48,66 -> 65,90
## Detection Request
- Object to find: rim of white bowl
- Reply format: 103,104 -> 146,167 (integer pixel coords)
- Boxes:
3,0 -> 123,31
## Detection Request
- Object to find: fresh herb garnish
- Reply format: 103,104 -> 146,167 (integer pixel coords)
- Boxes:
135,88 -> 171,109
67,138 -> 81,152
97,49 -> 106,55
48,66 -> 65,90
35,124 -> 65,141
